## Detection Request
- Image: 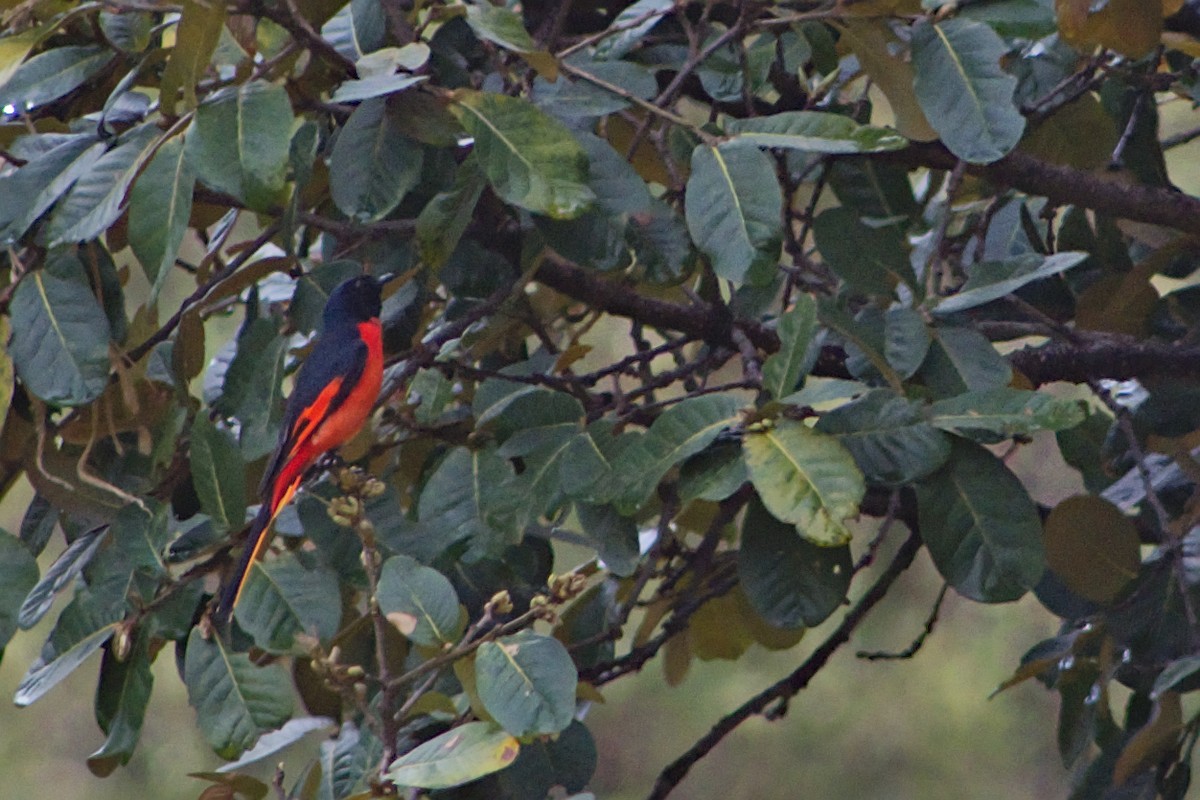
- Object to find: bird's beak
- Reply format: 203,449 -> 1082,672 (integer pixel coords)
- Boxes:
375,272 -> 397,288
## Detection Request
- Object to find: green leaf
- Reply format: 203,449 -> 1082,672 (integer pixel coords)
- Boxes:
738,499 -> 851,628
12,500 -> 44,562
88,634 -> 153,776
386,722 -> 519,790
959,0 -> 1057,38
216,716 -> 334,775
0,532 -> 39,648
911,18 -> 1025,164
186,80 -> 294,211
536,207 -> 627,271
128,136 -> 195,303
536,59 -> 657,120
679,441 -> 748,503
932,252 -> 1090,315
465,3 -> 539,53
616,394 -> 743,512
920,323 -> 1011,398
1058,409 -> 1113,494
320,722 -> 381,800
576,131 -> 654,216
47,125 -> 158,245
684,140 -> 782,285
108,502 -> 171,578
19,524 -> 108,629
474,375 -> 581,438
559,424 -> 626,503
762,294 -> 818,400
214,313 -> 288,460
492,720 -> 597,798
593,0 -> 674,59
234,554 -> 342,652
9,267 -> 112,406
1153,654 -> 1200,698
416,446 -> 518,561
331,72 -> 427,103
406,367 -> 455,426
883,307 -> 932,379
743,420 -> 865,545
575,503 -> 639,577
475,631 -> 579,737
100,10 -> 153,53
501,422 -> 579,524
377,554 -> 463,647
188,415 -> 246,534
417,155 -> 486,267
815,390 -> 951,486
812,208 -> 915,294
697,32 -> 773,103
452,90 -> 594,219
0,45 -> 114,112
159,0 -> 226,115
929,388 -> 1087,439
727,111 -> 908,153
916,440 -> 1045,602
321,0 -> 387,61
14,620 -> 119,707
330,98 -> 424,222
0,136 -> 106,243
828,157 -> 919,220
184,627 -> 294,759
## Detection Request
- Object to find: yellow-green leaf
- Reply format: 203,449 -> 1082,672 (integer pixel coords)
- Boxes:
743,420 -> 865,546
386,722 -> 519,790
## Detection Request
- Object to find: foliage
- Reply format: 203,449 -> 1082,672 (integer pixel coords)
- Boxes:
1,0 -> 1200,798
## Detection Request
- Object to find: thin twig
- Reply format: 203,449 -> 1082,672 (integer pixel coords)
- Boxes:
359,517 -> 400,772
124,222 -> 282,365
857,583 -> 949,661
1110,91 -> 1146,169
646,531 -> 923,800
555,5 -> 674,59
854,490 -> 901,573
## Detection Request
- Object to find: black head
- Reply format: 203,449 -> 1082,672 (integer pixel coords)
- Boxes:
323,274 -> 389,327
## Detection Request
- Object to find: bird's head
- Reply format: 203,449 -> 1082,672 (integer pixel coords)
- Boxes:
323,273 -> 392,327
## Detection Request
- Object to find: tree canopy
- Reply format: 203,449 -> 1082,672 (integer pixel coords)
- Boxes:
1,0 -> 1200,797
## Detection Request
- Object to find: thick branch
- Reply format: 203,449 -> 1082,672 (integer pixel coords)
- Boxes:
646,530 -> 923,800
536,254 -> 746,348
1007,335 -> 1200,386
535,256 -> 1200,386
886,142 -> 1200,237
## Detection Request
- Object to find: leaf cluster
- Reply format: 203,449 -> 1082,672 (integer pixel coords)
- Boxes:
1,1 -> 1200,799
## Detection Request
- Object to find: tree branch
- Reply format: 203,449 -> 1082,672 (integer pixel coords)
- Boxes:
884,142 -> 1200,237
1005,334 -> 1200,386
535,255 -> 1200,387
646,530 -> 924,800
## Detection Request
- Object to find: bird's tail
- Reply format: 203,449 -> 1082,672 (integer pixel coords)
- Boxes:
213,501 -> 275,626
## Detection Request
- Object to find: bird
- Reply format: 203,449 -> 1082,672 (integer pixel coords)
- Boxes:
213,273 -> 389,625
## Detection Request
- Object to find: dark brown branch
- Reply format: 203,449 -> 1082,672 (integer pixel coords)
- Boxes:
857,582 -> 948,661
536,255 -> 1200,387
535,254 -> 761,349
1006,335 -> 1200,386
885,142 -> 1200,237
243,0 -> 358,77
646,530 -> 923,800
